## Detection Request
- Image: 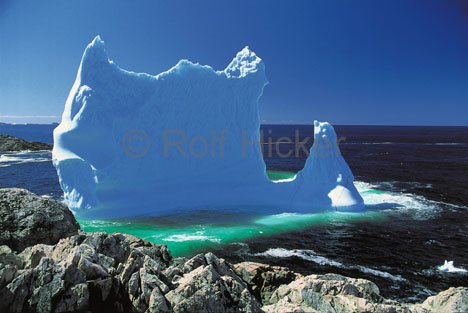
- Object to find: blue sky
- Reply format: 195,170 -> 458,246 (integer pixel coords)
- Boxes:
0,0 -> 467,125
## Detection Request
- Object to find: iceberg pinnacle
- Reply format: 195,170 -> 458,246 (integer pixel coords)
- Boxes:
53,37 -> 364,218
225,46 -> 265,78
79,36 -> 110,81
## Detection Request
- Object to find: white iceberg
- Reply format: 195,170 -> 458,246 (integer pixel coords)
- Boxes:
53,36 -> 364,218
438,260 -> 467,273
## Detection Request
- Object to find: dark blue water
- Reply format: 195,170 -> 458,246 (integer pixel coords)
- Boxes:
0,123 -> 467,302
0,123 -> 61,198
0,123 -> 56,143
264,125 -> 468,207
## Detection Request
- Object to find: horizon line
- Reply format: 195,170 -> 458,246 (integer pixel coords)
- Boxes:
0,121 -> 467,127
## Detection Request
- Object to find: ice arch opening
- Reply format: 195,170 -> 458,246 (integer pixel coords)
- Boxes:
53,36 -> 364,218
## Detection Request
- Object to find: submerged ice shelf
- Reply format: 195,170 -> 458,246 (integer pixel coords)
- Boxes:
53,36 -> 364,218
77,176 -> 443,257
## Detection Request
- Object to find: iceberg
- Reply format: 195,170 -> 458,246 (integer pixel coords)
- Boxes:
438,260 -> 467,273
53,36 -> 364,218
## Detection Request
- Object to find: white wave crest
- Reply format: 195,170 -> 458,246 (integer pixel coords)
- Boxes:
255,248 -> 405,282
255,248 -> 343,267
0,151 -> 51,167
162,232 -> 221,243
356,265 -> 405,281
354,180 -> 445,216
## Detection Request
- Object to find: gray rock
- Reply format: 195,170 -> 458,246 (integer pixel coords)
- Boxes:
0,134 -> 52,152
0,245 -> 23,268
54,282 -> 89,313
0,188 -> 80,251
0,228 -> 172,312
148,287 -> 170,313
165,253 -> 263,313
19,244 -> 53,269
263,272 -> 416,313
0,263 -> 19,287
234,261 -> 301,304
411,287 -> 468,313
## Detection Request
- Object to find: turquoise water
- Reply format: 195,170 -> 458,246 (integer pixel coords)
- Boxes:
78,171 -> 384,257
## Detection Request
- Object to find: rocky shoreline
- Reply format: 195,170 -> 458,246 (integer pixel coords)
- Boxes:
0,188 -> 466,312
0,134 -> 52,152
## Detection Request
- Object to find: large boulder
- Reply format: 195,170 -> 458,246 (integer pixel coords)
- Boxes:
0,188 -> 80,251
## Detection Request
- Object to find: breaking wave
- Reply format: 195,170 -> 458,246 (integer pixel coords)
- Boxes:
0,151 -> 51,167
254,248 -> 343,267
254,248 -> 405,282
162,232 -> 221,243
354,181 -> 448,217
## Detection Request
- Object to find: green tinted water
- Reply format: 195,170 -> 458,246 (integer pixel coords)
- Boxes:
266,170 -> 297,181
78,171 -> 383,257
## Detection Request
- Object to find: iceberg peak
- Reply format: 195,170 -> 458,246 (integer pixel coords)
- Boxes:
86,35 -> 107,59
225,46 -> 265,79
78,35 -> 111,83
438,260 -> 467,273
313,121 -> 339,154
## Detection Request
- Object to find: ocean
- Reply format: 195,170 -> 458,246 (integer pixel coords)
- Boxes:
0,123 -> 467,302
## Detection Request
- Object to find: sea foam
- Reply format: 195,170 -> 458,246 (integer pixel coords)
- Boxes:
254,247 -> 405,282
